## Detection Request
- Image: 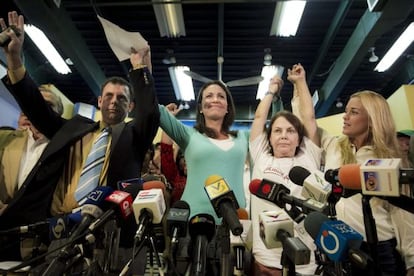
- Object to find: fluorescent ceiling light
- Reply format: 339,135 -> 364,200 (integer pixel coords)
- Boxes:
168,66 -> 195,102
153,0 -> 186,38
270,1 -> 307,37
374,22 -> 414,72
256,65 -> 285,100
24,24 -> 71,74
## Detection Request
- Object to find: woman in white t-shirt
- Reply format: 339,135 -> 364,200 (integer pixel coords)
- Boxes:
291,63 -> 414,276
249,72 -> 321,275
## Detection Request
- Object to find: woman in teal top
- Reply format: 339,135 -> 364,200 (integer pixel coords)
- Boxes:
159,80 -> 249,223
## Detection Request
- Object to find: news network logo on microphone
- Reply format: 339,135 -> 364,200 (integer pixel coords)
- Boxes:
360,158 -> 401,196
88,189 -> 107,201
316,220 -> 363,261
204,177 -> 231,200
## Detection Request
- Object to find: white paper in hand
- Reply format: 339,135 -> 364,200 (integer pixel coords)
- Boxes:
97,15 -> 148,61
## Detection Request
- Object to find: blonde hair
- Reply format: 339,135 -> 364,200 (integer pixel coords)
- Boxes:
338,90 -> 405,165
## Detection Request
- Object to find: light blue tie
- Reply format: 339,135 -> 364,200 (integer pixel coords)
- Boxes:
75,128 -> 110,202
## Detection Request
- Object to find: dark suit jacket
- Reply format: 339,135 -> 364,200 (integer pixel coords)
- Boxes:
0,68 -> 159,247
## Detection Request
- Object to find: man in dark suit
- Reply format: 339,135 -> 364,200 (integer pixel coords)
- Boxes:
0,11 -> 159,260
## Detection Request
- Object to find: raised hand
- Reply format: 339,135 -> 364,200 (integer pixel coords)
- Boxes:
130,46 -> 152,73
0,11 -> 25,69
165,103 -> 182,116
287,63 -> 306,84
268,75 -> 284,95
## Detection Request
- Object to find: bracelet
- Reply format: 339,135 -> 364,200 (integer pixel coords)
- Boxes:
265,91 -> 275,96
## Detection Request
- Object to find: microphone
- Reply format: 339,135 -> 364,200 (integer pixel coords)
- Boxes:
132,188 -> 166,241
328,163 -> 414,214
188,214 -> 216,276
68,186 -> 114,242
204,175 -> 243,235
49,212 -> 82,241
0,221 -> 49,235
167,200 -> 191,245
258,210 -> 294,249
42,186 -> 113,276
258,210 -> 310,265
289,166 -> 332,204
249,179 -> 328,215
304,212 -> 363,262
231,208 -> 250,274
119,178 -> 166,198
327,159 -> 414,197
87,190 -> 134,233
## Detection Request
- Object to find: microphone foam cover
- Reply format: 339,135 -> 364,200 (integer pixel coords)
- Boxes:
304,211 -> 329,239
204,174 -> 223,186
189,213 -> 216,242
248,179 -> 262,194
172,200 -> 190,210
338,164 -> 361,189
143,180 -> 166,191
237,208 -> 249,220
288,166 -> 311,186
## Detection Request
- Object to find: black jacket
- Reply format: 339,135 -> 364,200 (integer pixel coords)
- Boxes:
0,68 -> 159,247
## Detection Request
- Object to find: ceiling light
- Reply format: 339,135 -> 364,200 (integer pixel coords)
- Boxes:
270,1 -> 307,37
168,66 -> 195,102
368,47 -> 379,63
256,65 -> 285,100
264,48 -> 272,66
24,24 -> 71,74
374,22 -> 414,72
153,0 -> 186,38
335,98 -> 344,108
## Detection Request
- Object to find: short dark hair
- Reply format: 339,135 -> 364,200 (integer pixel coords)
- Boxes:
101,76 -> 134,101
266,111 -> 307,156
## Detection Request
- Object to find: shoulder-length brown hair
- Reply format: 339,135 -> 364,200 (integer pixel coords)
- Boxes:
194,80 -> 238,138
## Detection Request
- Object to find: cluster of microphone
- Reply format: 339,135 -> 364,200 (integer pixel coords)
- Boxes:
3,158 -> 413,275
249,158 -> 414,274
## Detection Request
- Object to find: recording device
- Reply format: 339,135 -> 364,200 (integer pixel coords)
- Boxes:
289,166 -> 332,204
325,163 -> 414,214
42,187 -> 114,276
118,178 -> 166,198
258,210 -> 294,249
68,186 -> 114,242
188,214 -> 216,276
0,25 -> 21,47
328,159 -> 414,197
0,221 -> 49,235
249,179 -> 328,214
304,212 -> 363,262
231,208 -> 250,274
167,200 -> 190,244
204,175 -> 243,235
49,212 -> 82,240
132,188 -> 166,241
259,210 -> 310,265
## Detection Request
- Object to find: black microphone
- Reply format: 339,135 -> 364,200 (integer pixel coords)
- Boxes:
289,166 -> 332,204
249,179 -> 328,215
204,175 -> 243,236
167,200 -> 190,244
0,221 -> 49,235
189,214 -> 216,276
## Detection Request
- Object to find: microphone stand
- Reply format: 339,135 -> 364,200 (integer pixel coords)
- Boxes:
218,222 -> 231,276
121,225 -> 164,276
361,195 -> 381,276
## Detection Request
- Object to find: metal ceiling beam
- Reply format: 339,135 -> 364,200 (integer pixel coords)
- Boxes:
14,0 -> 106,97
315,0 -> 414,117
308,0 -> 353,84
